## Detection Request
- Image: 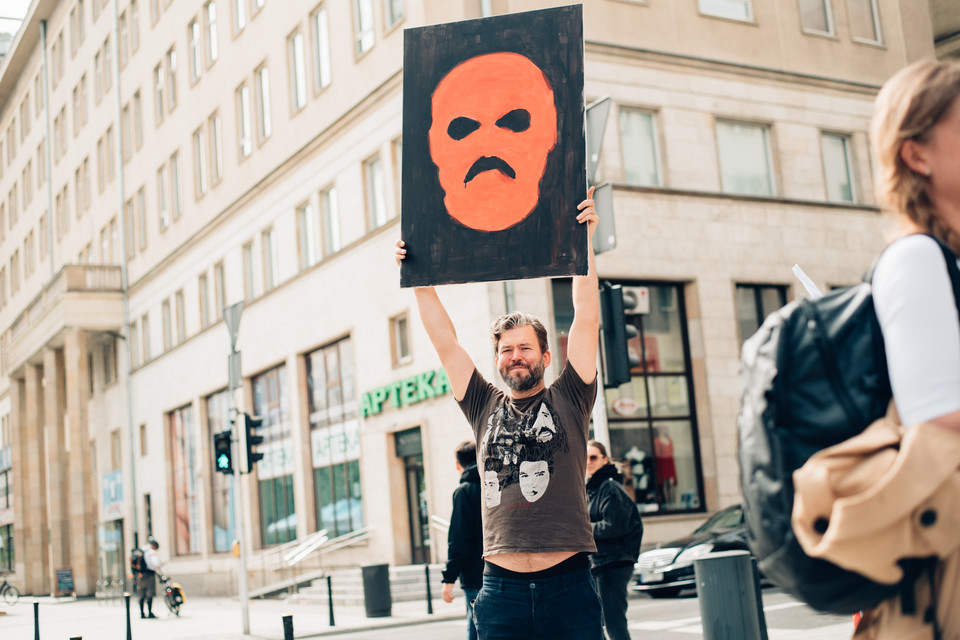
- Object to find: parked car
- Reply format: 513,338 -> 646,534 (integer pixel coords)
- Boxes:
634,503 -> 750,598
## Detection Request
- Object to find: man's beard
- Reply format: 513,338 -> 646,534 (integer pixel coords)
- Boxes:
499,357 -> 546,392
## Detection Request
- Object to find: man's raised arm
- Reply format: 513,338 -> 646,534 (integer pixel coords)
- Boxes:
565,187 -> 600,384
397,241 -> 476,401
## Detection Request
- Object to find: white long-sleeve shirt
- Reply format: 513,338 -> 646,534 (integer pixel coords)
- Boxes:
872,234 -> 960,426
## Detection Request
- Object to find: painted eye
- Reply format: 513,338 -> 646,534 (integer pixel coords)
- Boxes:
447,117 -> 481,140
496,109 -> 530,132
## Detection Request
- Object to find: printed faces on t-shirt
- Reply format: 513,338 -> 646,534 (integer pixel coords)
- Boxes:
480,400 -> 566,509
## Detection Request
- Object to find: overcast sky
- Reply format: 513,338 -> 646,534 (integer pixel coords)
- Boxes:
1,0 -> 33,38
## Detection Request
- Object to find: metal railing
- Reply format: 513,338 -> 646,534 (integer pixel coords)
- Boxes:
429,515 -> 449,535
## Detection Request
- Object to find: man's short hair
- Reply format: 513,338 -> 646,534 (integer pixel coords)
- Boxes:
491,312 -> 549,355
455,440 -> 476,468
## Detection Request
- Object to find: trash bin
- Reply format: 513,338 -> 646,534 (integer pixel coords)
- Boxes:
361,564 -> 392,618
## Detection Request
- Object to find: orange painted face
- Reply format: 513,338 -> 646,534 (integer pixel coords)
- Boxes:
428,52 -> 558,232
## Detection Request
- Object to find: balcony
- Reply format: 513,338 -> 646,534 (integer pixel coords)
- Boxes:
2,265 -> 124,375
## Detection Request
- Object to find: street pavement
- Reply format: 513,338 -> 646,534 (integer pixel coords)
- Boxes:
0,593 -> 464,640
0,588 -> 853,640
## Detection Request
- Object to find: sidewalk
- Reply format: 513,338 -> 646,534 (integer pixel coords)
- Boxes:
0,593 -> 466,640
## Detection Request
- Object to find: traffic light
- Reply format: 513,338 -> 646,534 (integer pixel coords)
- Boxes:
599,281 -> 641,389
213,431 -> 233,475
243,413 -> 264,473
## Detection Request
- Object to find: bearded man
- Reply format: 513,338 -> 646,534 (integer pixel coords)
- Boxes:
394,188 -> 602,640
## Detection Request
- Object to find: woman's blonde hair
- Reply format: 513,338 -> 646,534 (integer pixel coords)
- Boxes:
871,59 -> 960,252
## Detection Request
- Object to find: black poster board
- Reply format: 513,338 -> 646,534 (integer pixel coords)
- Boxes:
400,5 -> 586,287
56,568 -> 75,597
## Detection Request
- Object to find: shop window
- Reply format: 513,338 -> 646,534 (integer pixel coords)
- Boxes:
735,283 -> 788,347
252,364 -> 296,545
553,280 -> 704,514
206,389 -> 236,552
169,404 -> 201,555
306,338 -> 362,537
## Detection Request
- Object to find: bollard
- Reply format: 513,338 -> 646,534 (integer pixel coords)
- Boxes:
327,576 -> 333,627
124,593 -> 132,640
282,614 -> 294,640
360,564 -> 391,618
33,601 -> 39,640
424,564 -> 433,615
326,576 -> 335,627
694,550 -> 768,640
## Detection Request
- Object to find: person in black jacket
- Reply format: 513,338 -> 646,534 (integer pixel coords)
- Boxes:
441,440 -> 484,640
587,440 -> 643,640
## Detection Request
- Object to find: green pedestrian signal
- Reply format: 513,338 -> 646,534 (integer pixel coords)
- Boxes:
214,430 -> 233,475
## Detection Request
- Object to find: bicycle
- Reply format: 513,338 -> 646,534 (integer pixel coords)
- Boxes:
0,577 -> 19,605
158,574 -> 184,616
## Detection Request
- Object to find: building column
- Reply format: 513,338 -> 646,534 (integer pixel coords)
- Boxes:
17,366 -> 50,594
64,329 -> 97,595
44,348 -> 70,588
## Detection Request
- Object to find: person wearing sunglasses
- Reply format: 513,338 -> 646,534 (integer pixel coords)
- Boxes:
586,440 -> 644,640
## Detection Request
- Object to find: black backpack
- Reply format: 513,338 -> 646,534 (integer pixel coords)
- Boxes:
130,548 -> 145,575
737,234 -> 960,615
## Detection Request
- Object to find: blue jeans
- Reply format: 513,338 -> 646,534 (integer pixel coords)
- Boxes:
472,568 -> 604,640
593,564 -> 634,640
464,587 -> 480,640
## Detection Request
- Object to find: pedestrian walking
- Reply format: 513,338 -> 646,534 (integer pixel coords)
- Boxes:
396,187 -> 603,639
441,440 -> 484,640
586,441 -> 642,640
132,536 -> 162,619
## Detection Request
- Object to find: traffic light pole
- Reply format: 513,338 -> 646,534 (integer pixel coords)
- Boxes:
223,302 -> 251,636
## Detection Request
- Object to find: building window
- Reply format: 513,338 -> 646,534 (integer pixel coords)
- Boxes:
193,126 -> 208,197
131,0 -> 140,52
204,2 -> 219,64
175,289 -> 186,344
139,423 -> 147,456
619,107 -> 660,187
261,227 -> 278,292
133,90 -> 143,150
716,120 -> 774,196
252,364 -> 297,546
121,104 -> 132,162
555,280 -> 704,514
288,30 -> 307,112
820,132 -> 856,203
103,335 -> 119,385
209,112 -> 223,185
142,312 -> 152,362
166,47 -> 178,111
169,404 -> 202,555
233,0 -> 246,33
383,0 -> 403,29
118,10 -> 129,67
130,322 -> 140,368
188,19 -> 202,82
110,216 -> 121,264
214,261 -> 226,321
157,163 -> 170,229
320,185 -> 341,256
153,64 -> 164,124
170,151 -> 182,219
199,273 -> 211,328
736,283 -> 788,347
390,313 -> 411,366
698,0 -> 752,21
137,186 -> 147,250
306,338 -> 362,537
236,83 -> 252,158
206,389 -> 236,551
847,0 -> 881,43
296,201 -> 319,270
799,0 -> 833,34
255,65 -> 272,142
364,154 -> 387,230
353,0 -> 374,55
124,198 -> 136,259
162,298 -> 172,350
311,6 -> 331,91
242,241 -> 256,301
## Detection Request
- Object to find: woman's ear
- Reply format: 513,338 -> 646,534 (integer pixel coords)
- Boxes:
900,139 -> 931,176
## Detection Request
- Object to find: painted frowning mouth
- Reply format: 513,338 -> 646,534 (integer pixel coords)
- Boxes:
464,156 -> 516,185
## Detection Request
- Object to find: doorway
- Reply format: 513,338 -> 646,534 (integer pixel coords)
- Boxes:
395,427 -> 430,564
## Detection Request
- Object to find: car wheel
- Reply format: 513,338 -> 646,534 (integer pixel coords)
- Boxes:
647,587 -> 682,598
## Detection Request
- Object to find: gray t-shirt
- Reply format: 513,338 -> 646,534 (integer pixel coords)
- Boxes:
458,365 -> 598,557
